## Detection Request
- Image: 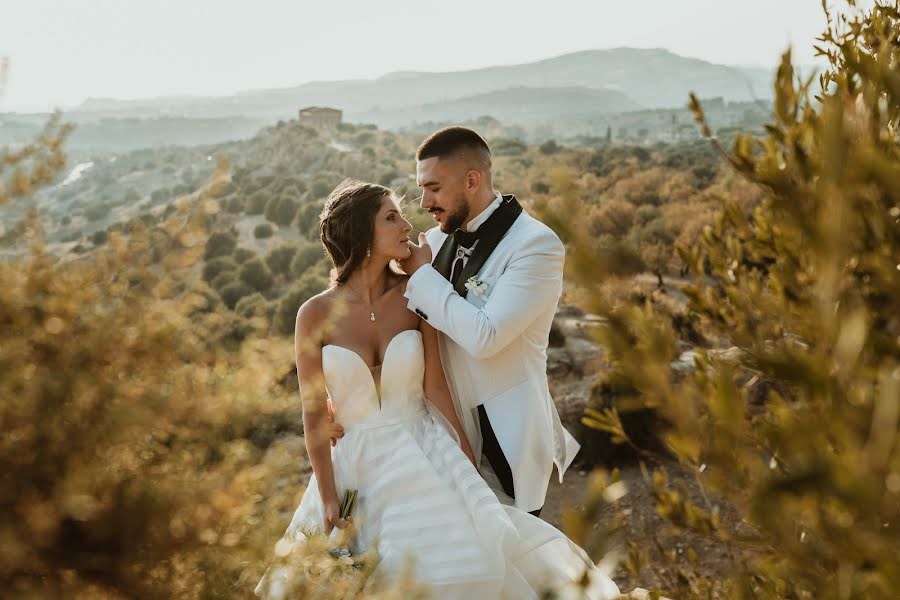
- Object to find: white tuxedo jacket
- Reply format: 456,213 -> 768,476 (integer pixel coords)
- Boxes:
404,207 -> 580,512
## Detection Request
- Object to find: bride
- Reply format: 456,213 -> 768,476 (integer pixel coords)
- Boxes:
256,179 -> 620,599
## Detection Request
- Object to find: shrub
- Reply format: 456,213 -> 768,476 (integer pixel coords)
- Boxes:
293,201 -> 323,239
531,180 -> 550,194
308,172 -> 342,200
264,195 -> 299,227
493,138 -> 527,156
203,230 -> 238,260
539,140 -> 560,155
219,280 -> 254,310
289,242 -> 324,278
238,257 -> 274,293
590,199 -> 636,238
233,247 -> 255,264
91,229 -> 108,246
254,223 -> 274,239
561,4 -> 900,597
266,244 -> 299,277
225,195 -> 244,214
0,151 -> 321,596
246,189 -> 270,215
210,271 -> 235,292
202,256 -> 238,283
235,292 -> 269,320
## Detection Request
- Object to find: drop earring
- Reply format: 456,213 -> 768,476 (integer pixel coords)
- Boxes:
366,248 -> 371,257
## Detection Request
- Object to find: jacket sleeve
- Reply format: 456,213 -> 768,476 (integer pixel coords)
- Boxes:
404,229 -> 564,359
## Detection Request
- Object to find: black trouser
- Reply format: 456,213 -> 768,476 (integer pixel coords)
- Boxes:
478,404 -> 542,517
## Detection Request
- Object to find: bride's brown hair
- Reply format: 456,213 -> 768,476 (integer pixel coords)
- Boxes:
319,178 -> 395,285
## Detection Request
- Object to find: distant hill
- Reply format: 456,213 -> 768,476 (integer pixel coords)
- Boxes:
358,85 -> 643,128
72,48 -> 772,119
0,47 -> 777,153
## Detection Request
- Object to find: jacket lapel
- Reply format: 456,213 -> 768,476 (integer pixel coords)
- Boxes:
455,195 -> 523,297
432,232 -> 457,280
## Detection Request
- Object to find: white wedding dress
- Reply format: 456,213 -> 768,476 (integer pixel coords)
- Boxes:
256,329 -> 620,599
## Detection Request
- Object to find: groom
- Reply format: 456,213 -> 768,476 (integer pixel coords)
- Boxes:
402,126 -> 580,516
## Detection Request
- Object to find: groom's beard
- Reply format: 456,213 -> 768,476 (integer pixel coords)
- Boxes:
440,194 -> 470,233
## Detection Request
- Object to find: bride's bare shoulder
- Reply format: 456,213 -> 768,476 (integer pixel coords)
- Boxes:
296,286 -> 338,334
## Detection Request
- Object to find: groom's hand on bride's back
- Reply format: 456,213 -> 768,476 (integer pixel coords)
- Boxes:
328,423 -> 343,447
327,399 -> 344,447
399,232 -> 432,275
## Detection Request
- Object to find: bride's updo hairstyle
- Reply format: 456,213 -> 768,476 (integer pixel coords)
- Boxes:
319,178 -> 394,285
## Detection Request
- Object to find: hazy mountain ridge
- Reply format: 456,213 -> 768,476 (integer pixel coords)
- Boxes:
70,47 -> 771,118
0,47 -> 775,153
358,85 -> 643,128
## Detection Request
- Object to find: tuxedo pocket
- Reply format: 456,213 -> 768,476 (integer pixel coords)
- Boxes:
464,276 -> 493,308
467,289 -> 487,309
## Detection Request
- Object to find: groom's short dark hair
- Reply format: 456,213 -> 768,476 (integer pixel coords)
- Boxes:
416,126 -> 491,163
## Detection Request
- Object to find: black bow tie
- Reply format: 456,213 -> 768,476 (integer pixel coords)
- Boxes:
453,228 -> 480,248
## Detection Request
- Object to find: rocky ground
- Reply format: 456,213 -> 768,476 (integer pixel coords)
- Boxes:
544,295 -> 748,597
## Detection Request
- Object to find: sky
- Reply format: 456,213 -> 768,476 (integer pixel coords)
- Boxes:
1,0 -> 836,113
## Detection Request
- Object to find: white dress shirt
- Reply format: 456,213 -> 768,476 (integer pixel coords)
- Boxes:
454,192 -> 504,270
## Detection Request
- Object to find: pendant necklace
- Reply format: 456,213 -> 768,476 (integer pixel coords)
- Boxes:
345,282 -> 376,322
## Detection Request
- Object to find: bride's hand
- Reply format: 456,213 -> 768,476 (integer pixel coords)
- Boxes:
323,499 -> 351,536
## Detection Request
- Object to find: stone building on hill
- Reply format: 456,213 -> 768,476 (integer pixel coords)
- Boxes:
298,106 -> 342,129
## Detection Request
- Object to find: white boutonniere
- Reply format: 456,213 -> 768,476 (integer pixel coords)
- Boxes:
465,276 -> 490,300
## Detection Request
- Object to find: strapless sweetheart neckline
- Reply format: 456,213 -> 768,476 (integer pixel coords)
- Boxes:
323,329 -> 421,402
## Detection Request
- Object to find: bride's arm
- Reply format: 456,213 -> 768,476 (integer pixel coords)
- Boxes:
419,319 -> 478,468
295,299 -> 347,534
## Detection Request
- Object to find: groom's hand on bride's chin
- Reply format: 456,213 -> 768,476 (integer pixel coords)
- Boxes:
400,232 -> 432,275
